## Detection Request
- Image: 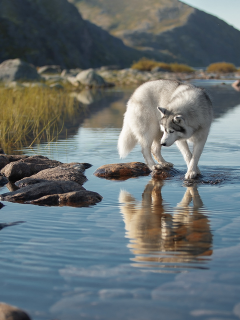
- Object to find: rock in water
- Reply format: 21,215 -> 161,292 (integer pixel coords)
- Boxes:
15,164 -> 88,188
94,162 -> 151,179
28,190 -> 103,207
151,167 -> 179,179
0,302 -> 31,320
0,59 -> 41,82
1,156 -> 62,181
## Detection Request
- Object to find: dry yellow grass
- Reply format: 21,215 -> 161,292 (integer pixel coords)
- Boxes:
206,62 -> 237,73
0,85 -> 77,153
131,58 -> 194,73
169,63 -> 194,73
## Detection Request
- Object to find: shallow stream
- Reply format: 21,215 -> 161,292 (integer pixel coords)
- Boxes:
0,80 -> 240,320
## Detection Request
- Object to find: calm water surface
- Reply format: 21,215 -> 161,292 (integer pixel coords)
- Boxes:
0,81 -> 240,320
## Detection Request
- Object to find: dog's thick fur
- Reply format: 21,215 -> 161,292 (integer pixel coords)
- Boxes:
118,80 -> 213,179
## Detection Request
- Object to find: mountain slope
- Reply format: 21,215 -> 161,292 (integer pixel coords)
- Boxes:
0,0 -> 148,68
71,0 -> 240,66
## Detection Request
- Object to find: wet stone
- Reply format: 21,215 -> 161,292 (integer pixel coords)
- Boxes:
28,190 -> 103,207
0,155 -> 10,170
1,155 -> 62,181
5,155 -> 29,162
94,162 -> 151,180
151,167 -> 179,180
0,175 -> 8,187
0,180 -> 86,203
15,163 -> 88,188
0,155 -> 101,207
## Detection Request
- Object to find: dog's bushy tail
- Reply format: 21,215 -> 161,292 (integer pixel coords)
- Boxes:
118,121 -> 137,158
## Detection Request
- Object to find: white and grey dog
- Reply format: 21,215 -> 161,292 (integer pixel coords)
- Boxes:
118,80 -> 213,179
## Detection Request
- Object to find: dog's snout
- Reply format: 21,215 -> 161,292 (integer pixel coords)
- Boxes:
161,143 -> 166,146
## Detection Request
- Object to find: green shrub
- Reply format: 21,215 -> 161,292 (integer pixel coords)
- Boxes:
206,62 -> 237,73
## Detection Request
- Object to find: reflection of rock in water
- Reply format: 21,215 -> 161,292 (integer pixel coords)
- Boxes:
119,180 -> 212,269
70,90 -> 104,105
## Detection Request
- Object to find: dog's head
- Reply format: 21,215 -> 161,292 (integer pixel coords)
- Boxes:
158,107 -> 186,147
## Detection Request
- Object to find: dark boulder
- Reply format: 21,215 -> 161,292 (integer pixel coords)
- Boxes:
0,180 -> 85,203
15,163 -> 88,188
0,175 -> 8,187
0,154 -> 29,170
28,190 -> 102,207
94,162 -> 151,180
1,156 -> 62,181
0,154 -> 101,207
0,156 -> 10,170
1,181 -> 102,207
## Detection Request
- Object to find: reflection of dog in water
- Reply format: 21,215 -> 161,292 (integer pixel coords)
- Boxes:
119,181 -> 212,268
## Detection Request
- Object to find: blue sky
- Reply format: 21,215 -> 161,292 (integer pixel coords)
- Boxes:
182,0 -> 240,31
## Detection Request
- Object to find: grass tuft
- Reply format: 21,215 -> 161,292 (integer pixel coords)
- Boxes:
131,58 -> 194,73
0,85 -> 77,153
206,62 -> 237,73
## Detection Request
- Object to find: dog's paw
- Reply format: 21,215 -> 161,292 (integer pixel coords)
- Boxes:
152,164 -> 164,170
159,161 -> 174,168
185,170 -> 198,180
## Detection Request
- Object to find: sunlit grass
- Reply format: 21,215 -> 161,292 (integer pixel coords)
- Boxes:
131,58 -> 194,73
0,85 -> 78,154
206,62 -> 237,73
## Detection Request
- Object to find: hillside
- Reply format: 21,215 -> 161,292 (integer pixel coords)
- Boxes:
0,0 -> 150,68
71,0 -> 240,66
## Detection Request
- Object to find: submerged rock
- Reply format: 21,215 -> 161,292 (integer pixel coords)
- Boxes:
0,180 -> 85,203
0,59 -> 41,82
0,302 -> 31,320
1,181 -> 102,207
1,156 -> 62,181
94,162 -> 151,179
28,190 -> 102,207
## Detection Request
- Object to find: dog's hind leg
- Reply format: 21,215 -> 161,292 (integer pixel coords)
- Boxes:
151,140 -> 173,168
176,140 -> 201,175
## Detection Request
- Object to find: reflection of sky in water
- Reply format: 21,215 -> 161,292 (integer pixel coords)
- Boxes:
1,83 -> 240,320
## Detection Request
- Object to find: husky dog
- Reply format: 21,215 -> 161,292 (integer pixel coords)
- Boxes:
118,80 -> 213,179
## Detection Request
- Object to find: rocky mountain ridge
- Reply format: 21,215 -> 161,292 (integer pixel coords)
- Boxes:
0,0 -> 145,68
71,0 -> 240,66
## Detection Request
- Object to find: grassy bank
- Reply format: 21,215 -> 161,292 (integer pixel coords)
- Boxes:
0,85 -> 79,154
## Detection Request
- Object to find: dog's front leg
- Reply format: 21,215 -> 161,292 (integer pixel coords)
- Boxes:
185,137 -> 207,179
176,140 -> 201,175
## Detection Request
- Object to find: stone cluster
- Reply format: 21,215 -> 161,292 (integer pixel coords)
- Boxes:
0,154 -> 102,207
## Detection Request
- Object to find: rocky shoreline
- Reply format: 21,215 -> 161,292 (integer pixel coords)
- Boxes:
1,59 -> 240,90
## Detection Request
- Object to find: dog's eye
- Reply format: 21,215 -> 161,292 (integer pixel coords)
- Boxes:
169,130 -> 174,133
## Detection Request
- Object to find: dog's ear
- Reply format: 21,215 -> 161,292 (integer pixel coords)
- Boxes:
157,107 -> 167,117
173,115 -> 185,124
